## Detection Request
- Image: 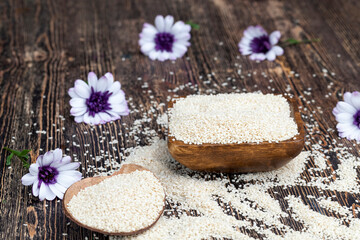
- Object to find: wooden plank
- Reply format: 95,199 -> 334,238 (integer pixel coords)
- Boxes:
0,0 -> 359,239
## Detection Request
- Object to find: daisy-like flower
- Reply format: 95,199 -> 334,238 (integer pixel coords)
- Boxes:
21,149 -> 81,201
68,72 -> 129,125
333,92 -> 360,141
139,15 -> 191,61
239,25 -> 284,61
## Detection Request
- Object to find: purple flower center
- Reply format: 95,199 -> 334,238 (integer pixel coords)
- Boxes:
353,111 -> 360,128
250,35 -> 272,54
155,32 -> 175,52
86,87 -> 112,117
38,166 -> 58,185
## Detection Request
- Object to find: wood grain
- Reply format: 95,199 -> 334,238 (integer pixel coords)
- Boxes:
168,97 -> 305,173
0,0 -> 359,239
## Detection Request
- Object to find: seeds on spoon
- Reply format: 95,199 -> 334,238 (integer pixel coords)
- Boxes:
66,170 -> 165,233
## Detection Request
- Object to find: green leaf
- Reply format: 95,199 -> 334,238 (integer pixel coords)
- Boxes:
6,153 -> 14,166
186,21 -> 200,30
20,149 -> 31,156
3,147 -> 31,169
3,147 -> 22,155
19,150 -> 31,159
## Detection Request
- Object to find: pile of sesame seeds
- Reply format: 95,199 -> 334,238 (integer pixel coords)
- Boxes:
67,169 -> 165,233
169,93 -> 299,144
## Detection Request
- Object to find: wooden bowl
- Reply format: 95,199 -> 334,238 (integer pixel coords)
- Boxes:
167,97 -> 305,173
62,164 -> 166,236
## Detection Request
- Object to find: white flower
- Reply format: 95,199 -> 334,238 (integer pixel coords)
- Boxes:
139,15 -> 191,61
68,72 -> 129,125
333,91 -> 360,141
239,25 -> 284,61
21,149 -> 82,201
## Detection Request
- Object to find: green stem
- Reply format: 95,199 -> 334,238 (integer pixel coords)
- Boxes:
280,38 -> 320,47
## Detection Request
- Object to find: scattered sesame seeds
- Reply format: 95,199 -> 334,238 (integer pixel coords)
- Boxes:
110,137 -> 360,240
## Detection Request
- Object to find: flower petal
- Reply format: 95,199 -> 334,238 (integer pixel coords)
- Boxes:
21,173 -> 37,186
83,112 -> 91,125
164,15 -> 174,32
98,112 -> 113,123
29,163 -> 39,175
88,72 -> 98,91
155,15 -> 165,32
39,183 -> 56,201
57,162 -> 80,172
68,88 -> 80,98
140,23 -> 158,39
91,113 -> 102,125
74,115 -> 84,123
56,173 -> 81,188
266,50 -> 276,61
74,80 -> 91,98
336,112 -> 354,123
54,182 -> 67,193
141,42 -> 156,54
111,103 -> 129,114
171,21 -> 188,35
50,156 -> 71,168
269,31 -> 281,45
32,180 -> 40,197
36,155 -> 44,166
49,184 -> 64,199
175,32 -> 191,41
53,149 -> 63,162
70,107 -> 87,117
104,73 -> 114,83
149,50 -> 160,60
249,53 -> 266,61
272,46 -> 284,56
70,98 -> 86,108
351,92 -> 360,110
42,151 -> 54,166
344,92 -> 352,104
158,51 -> 170,61
60,170 -> 82,179
337,123 -> 358,133
335,101 -> 357,114
108,81 -> 121,95
244,25 -> 267,39
109,91 -> 125,105
96,76 -> 108,92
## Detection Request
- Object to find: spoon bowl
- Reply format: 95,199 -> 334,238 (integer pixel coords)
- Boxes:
63,164 -> 165,236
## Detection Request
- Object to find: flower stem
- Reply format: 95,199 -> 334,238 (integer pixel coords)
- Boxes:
3,147 -> 31,169
280,38 -> 320,47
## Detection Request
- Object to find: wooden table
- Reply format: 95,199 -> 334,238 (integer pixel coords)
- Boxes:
0,0 -> 359,239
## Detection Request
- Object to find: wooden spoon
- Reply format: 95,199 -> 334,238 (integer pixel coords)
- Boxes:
62,164 -> 165,236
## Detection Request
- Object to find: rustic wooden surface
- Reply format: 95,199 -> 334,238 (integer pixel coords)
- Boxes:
0,0 -> 359,239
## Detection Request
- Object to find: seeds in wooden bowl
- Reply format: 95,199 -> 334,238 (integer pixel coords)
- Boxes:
66,170 -> 165,233
169,93 -> 299,144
